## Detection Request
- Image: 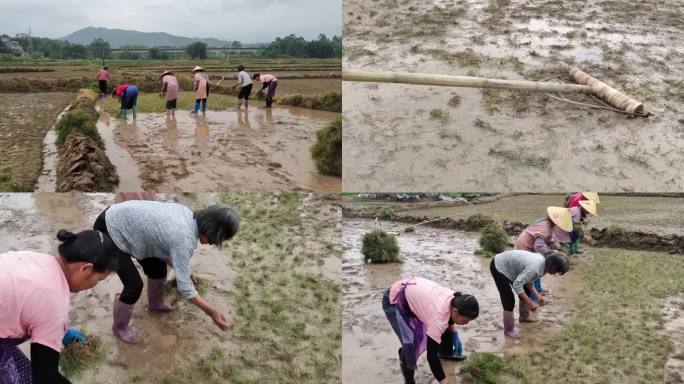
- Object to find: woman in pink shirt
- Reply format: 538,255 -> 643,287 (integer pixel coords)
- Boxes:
191,66 -> 209,115
0,229 -> 118,384
515,206 -> 573,298
382,277 -> 479,384
96,66 -> 111,96
253,73 -> 278,108
160,71 -> 179,119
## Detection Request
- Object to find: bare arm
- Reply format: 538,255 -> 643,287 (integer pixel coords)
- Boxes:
189,295 -> 229,330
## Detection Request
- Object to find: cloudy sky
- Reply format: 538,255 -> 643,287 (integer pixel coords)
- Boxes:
0,0 -> 341,42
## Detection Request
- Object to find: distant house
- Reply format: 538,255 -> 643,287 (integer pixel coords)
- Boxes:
7,40 -> 25,55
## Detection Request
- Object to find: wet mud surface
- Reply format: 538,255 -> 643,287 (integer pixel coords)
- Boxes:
101,107 -> 340,192
662,294 -> 684,384
342,218 -> 577,383
342,0 -> 684,191
0,93 -> 73,191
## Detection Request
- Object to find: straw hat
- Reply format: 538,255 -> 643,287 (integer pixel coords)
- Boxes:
582,192 -> 600,204
192,66 -> 204,72
579,200 -> 598,216
547,206 -> 573,232
160,70 -> 173,79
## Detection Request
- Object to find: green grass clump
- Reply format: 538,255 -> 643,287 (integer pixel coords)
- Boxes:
0,173 -> 31,192
460,352 -> 504,384
361,229 -> 400,263
404,226 -> 416,233
59,334 -> 104,379
55,110 -> 102,146
310,115 -> 342,176
380,205 -> 394,219
430,108 -> 450,123
164,274 -> 209,303
476,223 -> 509,257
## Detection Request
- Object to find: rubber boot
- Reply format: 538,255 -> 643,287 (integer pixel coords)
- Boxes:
147,278 -> 172,313
112,297 -> 143,344
503,311 -> 520,338
265,97 -> 273,108
132,105 -> 137,120
192,99 -> 200,114
121,108 -> 127,119
398,348 -> 416,384
519,301 -> 538,323
201,99 -> 207,113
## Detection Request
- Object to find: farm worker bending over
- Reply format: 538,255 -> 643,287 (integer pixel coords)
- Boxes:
160,70 -> 179,119
191,66 -> 209,115
112,83 -> 139,120
491,250 -> 569,338
565,192 -> 600,254
383,277 -> 479,384
0,229 -> 118,383
253,73 -> 278,108
515,206 -> 573,297
96,66 -> 111,96
93,200 -> 239,344
232,65 -> 253,111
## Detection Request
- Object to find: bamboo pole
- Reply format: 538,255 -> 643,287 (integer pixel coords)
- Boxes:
568,68 -> 644,114
343,69 -> 593,94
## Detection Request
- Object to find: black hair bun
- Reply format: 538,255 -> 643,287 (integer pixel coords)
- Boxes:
56,229 -> 77,243
453,291 -> 462,297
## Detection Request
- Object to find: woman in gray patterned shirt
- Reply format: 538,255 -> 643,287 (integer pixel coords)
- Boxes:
93,200 -> 239,344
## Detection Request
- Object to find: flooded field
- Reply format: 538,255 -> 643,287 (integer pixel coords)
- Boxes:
97,106 -> 340,191
342,217 -> 684,383
342,218 -> 577,383
342,0 -> 684,191
0,192 -> 342,383
0,92 -> 73,191
399,194 -> 684,236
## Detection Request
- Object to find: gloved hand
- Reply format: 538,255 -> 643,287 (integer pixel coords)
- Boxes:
62,328 -> 87,347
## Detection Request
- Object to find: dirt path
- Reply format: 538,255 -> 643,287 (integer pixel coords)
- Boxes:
342,0 -> 684,192
342,218 -> 578,383
0,93 -> 73,191
101,107 -> 340,192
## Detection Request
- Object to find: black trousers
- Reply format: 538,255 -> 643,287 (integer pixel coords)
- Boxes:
94,209 -> 167,305
98,80 -> 107,94
490,258 -> 531,311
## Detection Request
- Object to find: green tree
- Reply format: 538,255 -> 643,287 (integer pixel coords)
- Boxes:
88,38 -> 111,60
148,47 -> 163,59
186,41 -> 207,59
231,40 -> 242,49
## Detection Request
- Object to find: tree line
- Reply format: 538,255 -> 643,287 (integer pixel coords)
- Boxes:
0,33 -> 341,60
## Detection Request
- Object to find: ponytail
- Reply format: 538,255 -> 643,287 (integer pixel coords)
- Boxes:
451,291 -> 479,319
57,229 -> 119,273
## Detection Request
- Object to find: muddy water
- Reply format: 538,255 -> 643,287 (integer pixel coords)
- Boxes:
0,193 -> 238,383
108,107 -> 340,192
95,111 -> 143,192
342,218 -> 576,383
36,105 -> 72,192
662,294 -> 684,384
343,0 -> 684,192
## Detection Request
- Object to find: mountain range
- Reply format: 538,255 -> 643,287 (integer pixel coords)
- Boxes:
61,27 -> 256,48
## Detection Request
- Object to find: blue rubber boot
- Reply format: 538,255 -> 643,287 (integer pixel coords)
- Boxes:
192,99 -> 200,114
201,99 -> 207,113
